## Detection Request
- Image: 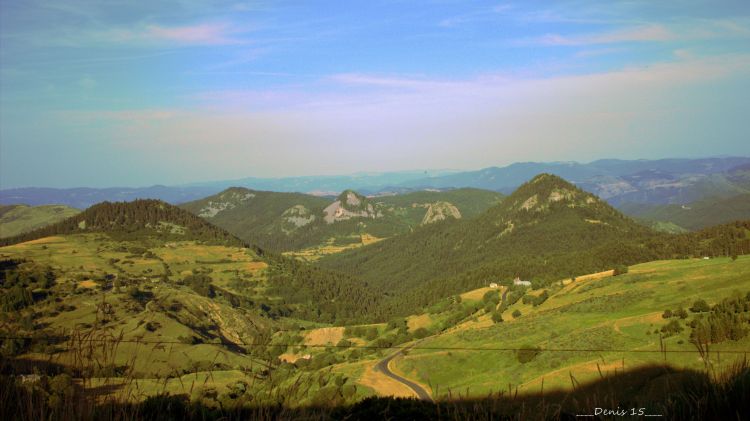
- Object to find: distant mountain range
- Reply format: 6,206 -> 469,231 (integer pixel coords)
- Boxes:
396,157 -> 750,205
620,193 -> 750,231
0,185 -> 220,210
3,157 -> 750,221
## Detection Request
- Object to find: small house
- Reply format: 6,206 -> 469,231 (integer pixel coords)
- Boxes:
513,277 -> 532,287
489,282 -> 499,289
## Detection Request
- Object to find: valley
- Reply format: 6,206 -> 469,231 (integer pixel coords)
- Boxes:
1,172 -> 749,418
4,1 -> 749,417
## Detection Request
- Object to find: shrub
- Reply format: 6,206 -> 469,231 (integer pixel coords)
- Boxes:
661,320 -> 683,337
386,318 -> 406,331
482,291 -> 500,304
516,345 -> 541,363
364,327 -> 378,341
184,274 -> 215,298
533,290 -> 549,307
341,384 -> 357,399
413,327 -> 430,339
144,321 -> 161,332
491,311 -> 503,323
512,309 -> 522,318
690,299 -> 710,313
483,302 -> 496,313
1,285 -> 32,311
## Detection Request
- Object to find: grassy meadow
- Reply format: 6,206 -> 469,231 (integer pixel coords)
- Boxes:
388,256 -> 750,397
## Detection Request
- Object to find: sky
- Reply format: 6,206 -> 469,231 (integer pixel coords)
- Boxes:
1,1 -> 749,188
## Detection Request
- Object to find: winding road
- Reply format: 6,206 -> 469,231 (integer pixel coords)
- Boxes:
374,344 -> 433,402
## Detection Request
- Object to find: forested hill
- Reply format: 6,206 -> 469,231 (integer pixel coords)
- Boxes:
320,174 -> 656,291
319,174 -> 750,315
0,199 -> 245,247
179,187 -> 331,251
180,186 -> 503,252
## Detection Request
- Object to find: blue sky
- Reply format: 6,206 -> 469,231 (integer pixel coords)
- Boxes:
1,1 -> 749,188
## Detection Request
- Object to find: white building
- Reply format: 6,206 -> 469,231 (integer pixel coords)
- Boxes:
513,277 -> 532,287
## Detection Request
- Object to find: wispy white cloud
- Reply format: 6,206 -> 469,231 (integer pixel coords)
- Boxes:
528,24 -> 674,46
58,53 -> 749,179
514,18 -> 750,47
101,22 -> 250,46
574,47 -> 627,58
438,3 -> 514,28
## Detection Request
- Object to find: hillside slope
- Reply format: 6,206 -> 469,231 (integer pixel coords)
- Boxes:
0,204 -> 80,238
0,198 -> 388,324
181,187 -> 502,253
320,174 -> 750,314
0,199 -> 244,247
384,256 -> 750,398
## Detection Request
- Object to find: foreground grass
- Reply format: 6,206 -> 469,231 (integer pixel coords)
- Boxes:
1,360 -> 748,420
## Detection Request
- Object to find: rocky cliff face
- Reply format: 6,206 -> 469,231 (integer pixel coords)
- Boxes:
323,190 -> 382,224
420,201 -> 461,224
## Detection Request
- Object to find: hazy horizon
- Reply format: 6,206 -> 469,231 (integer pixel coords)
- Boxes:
1,154 -> 749,190
2,1 -> 750,188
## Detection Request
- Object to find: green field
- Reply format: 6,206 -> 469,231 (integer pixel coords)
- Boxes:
389,256 -> 750,397
0,204 -> 80,238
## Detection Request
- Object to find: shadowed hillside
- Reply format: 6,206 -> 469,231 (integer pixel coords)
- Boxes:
1,359 -> 747,420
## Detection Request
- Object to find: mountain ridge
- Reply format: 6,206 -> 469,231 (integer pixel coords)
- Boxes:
0,199 -> 245,247
318,173 -> 750,315
179,186 -> 503,253
4,157 -> 749,209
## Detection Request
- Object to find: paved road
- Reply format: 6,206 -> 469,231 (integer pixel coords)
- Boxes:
374,344 -> 433,402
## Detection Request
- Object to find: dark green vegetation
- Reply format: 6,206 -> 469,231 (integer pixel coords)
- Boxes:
621,193 -> 750,231
179,188 -> 330,251
180,186 -> 502,252
0,204 -> 80,238
321,174 -> 750,315
689,291 -> 750,346
0,200 -> 244,247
